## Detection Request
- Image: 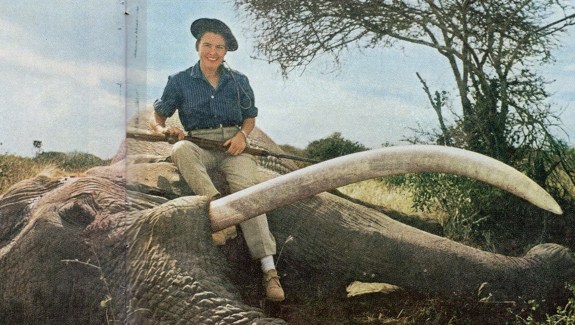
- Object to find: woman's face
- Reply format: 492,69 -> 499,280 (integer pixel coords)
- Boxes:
197,32 -> 227,71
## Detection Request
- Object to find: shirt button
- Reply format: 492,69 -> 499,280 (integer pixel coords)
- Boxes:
211,95 -> 214,99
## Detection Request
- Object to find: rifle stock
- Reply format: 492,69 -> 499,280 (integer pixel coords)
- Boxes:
126,128 -> 319,163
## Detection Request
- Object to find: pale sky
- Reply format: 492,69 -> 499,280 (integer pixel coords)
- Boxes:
1,1 -> 573,159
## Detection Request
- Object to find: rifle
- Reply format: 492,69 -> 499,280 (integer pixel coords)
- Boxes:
126,128 -> 320,164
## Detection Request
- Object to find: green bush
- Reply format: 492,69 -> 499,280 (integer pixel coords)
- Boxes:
304,132 -> 367,161
395,173 -> 495,249
391,146 -> 574,253
517,283 -> 575,324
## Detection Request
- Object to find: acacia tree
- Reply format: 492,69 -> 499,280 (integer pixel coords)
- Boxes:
234,0 -> 575,184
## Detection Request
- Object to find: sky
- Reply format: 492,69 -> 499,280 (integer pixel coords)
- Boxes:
0,1 -> 573,159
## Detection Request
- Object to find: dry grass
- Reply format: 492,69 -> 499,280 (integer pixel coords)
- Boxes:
338,179 -> 419,215
338,178 -> 449,225
0,153 -> 107,195
0,155 -> 47,195
2,153 -> 572,324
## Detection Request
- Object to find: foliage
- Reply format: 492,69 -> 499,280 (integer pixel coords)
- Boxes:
394,172 -> 566,253
516,283 -> 575,324
398,173 -> 494,247
235,1 -> 575,245
388,135 -> 574,251
236,0 -> 575,162
520,141 -> 575,200
304,132 -> 368,161
401,114 -> 575,252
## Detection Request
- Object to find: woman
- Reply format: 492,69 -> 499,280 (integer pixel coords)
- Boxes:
151,18 -> 284,302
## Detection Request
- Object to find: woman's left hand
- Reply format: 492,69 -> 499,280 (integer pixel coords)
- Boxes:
223,132 -> 247,155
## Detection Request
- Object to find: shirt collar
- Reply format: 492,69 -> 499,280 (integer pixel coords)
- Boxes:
190,61 -> 232,82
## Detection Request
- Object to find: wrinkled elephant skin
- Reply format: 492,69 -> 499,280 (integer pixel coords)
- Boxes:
0,175 -> 286,323
1,123 -> 574,323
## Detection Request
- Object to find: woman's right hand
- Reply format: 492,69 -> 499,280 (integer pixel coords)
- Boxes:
152,111 -> 185,141
165,127 -> 186,141
155,124 -> 185,141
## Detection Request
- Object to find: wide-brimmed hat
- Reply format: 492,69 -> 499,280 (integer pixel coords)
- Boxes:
190,18 -> 238,51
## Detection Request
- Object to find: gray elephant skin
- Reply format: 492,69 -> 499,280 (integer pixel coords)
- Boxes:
0,113 -> 574,324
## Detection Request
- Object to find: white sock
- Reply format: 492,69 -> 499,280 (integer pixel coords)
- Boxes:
260,255 -> 275,272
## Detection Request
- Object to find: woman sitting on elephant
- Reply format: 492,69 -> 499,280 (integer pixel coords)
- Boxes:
151,18 -> 284,302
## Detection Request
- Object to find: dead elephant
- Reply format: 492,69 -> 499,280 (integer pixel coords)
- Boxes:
0,126 -> 573,324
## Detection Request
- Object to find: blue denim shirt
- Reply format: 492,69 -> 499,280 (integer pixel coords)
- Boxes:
154,62 -> 257,131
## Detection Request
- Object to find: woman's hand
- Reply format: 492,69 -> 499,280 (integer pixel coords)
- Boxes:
152,112 -> 185,141
163,127 -> 186,141
224,132 -> 247,155
154,124 -> 185,141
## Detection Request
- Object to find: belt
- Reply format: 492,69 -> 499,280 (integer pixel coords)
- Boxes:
188,125 -> 240,139
189,124 -> 239,131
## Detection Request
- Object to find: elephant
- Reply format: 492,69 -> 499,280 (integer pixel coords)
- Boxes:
1,110 -> 574,324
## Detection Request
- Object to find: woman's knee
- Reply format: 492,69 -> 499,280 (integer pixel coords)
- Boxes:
171,141 -> 201,162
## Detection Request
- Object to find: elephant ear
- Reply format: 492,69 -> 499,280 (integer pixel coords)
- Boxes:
210,145 -> 562,231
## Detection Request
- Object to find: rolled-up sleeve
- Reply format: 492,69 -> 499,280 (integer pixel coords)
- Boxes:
154,75 -> 181,117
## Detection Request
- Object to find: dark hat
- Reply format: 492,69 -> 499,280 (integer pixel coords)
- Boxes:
190,18 -> 238,51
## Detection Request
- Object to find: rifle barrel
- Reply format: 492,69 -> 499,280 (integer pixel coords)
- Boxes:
125,129 -> 319,163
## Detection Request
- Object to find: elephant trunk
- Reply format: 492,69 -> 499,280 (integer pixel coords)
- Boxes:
267,193 -> 575,300
210,145 -> 562,232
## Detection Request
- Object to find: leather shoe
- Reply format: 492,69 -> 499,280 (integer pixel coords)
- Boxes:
263,269 -> 285,301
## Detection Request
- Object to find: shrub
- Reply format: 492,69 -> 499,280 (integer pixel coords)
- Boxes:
517,283 -> 575,324
393,145 -> 574,253
304,132 -> 367,161
395,173 -> 493,249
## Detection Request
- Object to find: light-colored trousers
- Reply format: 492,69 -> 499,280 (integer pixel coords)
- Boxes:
171,127 -> 276,259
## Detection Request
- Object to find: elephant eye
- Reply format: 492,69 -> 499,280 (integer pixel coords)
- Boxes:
58,200 -> 96,227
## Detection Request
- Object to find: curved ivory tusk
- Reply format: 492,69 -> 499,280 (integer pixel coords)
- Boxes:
209,145 -> 563,231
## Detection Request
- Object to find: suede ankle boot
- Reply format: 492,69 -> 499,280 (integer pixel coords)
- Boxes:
263,269 -> 285,301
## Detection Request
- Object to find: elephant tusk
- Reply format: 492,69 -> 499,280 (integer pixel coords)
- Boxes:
209,145 -> 563,231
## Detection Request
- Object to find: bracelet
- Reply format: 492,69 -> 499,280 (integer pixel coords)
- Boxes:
239,130 -> 248,139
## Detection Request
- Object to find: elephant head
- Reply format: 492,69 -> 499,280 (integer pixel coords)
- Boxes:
1,111 -> 573,323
